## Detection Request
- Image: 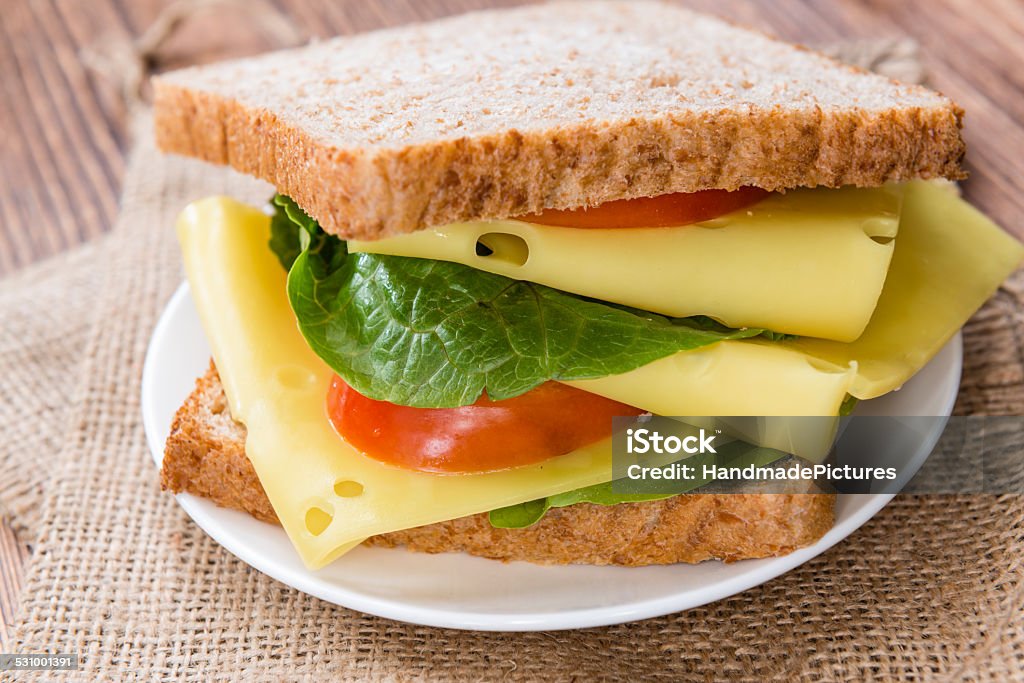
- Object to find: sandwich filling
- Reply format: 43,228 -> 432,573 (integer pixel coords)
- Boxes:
323,190 -> 778,473
348,186 -> 902,341
177,180 -> 1023,569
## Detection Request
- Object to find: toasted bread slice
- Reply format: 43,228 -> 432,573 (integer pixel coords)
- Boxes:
161,363 -> 835,565
153,1 -> 964,241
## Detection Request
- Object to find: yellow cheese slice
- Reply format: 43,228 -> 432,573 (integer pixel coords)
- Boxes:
787,181 -> 1024,398
569,181 -> 1024,412
178,199 -> 617,570
350,186 -> 902,342
566,341 -> 855,417
176,180 -> 1021,569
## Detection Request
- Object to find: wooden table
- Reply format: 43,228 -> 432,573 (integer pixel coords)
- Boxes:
2,0 -> 1023,648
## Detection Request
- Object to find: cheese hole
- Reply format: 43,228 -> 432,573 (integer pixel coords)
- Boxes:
861,217 -> 896,243
333,480 -> 364,497
475,233 -> 529,266
304,505 -> 334,536
275,365 -> 318,390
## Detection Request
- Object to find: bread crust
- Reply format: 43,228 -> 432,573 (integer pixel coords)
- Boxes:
161,363 -> 835,565
152,2 -> 965,240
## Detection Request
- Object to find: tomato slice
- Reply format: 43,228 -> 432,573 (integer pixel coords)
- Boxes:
326,376 -> 644,473
520,187 -> 769,229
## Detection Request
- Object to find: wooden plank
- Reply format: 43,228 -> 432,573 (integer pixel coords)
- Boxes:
1,0 -> 1022,649
1,4 -> 93,251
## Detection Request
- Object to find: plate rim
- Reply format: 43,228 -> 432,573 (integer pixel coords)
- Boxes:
142,281 -> 963,631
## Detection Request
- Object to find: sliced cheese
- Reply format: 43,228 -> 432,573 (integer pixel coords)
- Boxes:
566,341 -> 855,417
570,181 -> 1024,412
350,186 -> 903,342
176,180 -> 1022,569
787,181 -> 1024,398
178,199 -> 616,570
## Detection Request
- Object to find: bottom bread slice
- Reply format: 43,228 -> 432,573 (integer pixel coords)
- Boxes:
160,363 -> 835,565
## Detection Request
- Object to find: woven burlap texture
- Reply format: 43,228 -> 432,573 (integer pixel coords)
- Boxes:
1,42 -> 1022,681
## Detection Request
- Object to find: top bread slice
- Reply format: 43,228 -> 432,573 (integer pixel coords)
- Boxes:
153,0 -> 965,240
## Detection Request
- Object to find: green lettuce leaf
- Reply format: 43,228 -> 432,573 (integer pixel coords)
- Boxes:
268,206 -> 304,270
272,195 -> 784,408
488,483 -> 673,528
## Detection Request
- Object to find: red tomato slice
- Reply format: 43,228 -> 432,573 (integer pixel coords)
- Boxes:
520,187 -> 769,228
327,376 -> 644,473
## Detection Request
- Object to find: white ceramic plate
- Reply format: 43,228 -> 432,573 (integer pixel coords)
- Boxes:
142,283 -> 962,631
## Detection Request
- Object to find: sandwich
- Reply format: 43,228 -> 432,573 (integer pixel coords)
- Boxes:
153,1 -> 1024,569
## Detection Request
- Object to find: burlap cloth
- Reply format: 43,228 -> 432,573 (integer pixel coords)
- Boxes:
1,32 -> 1023,681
